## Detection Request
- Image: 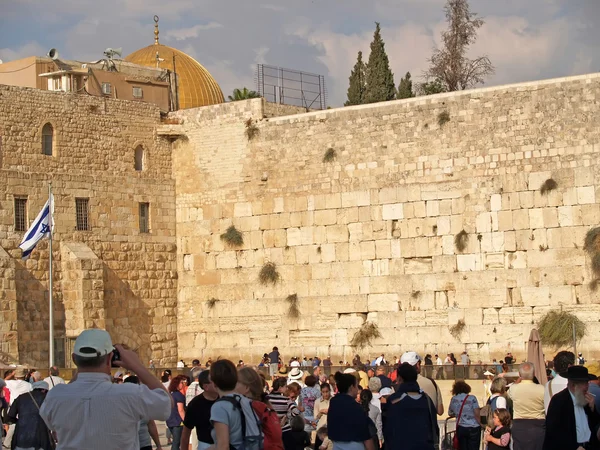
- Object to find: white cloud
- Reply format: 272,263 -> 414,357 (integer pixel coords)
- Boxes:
166,23 -> 224,41
0,42 -> 46,62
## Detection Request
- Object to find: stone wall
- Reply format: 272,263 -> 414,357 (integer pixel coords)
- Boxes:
0,85 -> 177,366
173,74 -> 600,363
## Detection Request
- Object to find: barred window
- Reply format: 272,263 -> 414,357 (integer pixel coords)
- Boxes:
14,197 -> 27,232
75,198 -> 89,231
42,123 -> 53,156
132,87 -> 143,98
139,202 -> 150,233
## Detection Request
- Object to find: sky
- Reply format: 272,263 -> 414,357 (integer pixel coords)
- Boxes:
1,0 -> 600,107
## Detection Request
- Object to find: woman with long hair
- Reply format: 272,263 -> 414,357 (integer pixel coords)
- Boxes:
327,372 -> 375,450
166,375 -> 187,450
359,389 -> 382,449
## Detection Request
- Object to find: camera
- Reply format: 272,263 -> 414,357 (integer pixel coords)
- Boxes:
111,346 -> 121,367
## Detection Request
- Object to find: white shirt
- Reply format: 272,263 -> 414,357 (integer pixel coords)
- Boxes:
544,375 -> 568,413
290,361 -> 301,367
569,390 -> 591,443
186,381 -> 203,406
436,358 -> 443,366
5,379 -> 32,405
489,393 -> 507,409
39,372 -> 171,450
176,361 -> 184,368
43,376 -> 66,390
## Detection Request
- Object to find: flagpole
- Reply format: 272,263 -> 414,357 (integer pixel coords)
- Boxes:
48,183 -> 54,368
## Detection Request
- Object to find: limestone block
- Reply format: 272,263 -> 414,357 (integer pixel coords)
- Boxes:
320,243 -> 336,262
382,203 -> 404,220
336,243 -> 350,261
433,290 -> 450,309
497,211 -> 513,231
448,309 -> 465,325
520,286 -> 550,306
325,193 -> 342,209
440,200 -> 453,215
457,254 -> 482,272
414,201 -> 426,218
433,255 -> 457,273
400,239 -> 416,258
574,167 -> 594,187
519,191 -> 534,209
375,240 -> 391,259
405,311 -> 426,327
408,218 -> 424,238
511,210 -> 528,230
360,241 -> 376,260
436,216 -> 451,236
368,293 -> 399,312
404,258 -> 433,274
414,237 -> 431,257
372,311 -> 405,328
476,212 -> 492,233
287,228 -> 302,246
320,295 -> 368,313
549,285 -> 575,306
529,209 -> 544,229
391,240 -> 401,259
425,310 -> 448,326
379,187 -> 398,204
528,171 -> 552,191
499,307 -> 533,324
558,206 -> 575,227
426,201 -> 440,217
452,197 -> 466,214
326,225 -> 349,243
314,209 -> 337,226
216,252 -> 238,269
506,251 -> 527,269
337,313 -> 367,328
581,204 -> 600,226
482,308 -> 499,325
491,194 -> 502,211
528,248 -> 584,268
450,215 -> 464,234
542,208 -> 559,228
364,259 -> 390,276
332,329 -> 349,346
274,197 -> 284,213
577,186 -> 595,204
295,246 -> 310,264
342,191 -> 370,208
263,230 -> 286,248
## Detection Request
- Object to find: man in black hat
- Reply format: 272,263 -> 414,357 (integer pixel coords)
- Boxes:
543,366 -> 600,450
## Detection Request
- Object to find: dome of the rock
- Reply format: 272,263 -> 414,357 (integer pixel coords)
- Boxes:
125,17 -> 224,109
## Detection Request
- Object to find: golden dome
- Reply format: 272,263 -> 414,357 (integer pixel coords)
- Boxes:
125,17 -> 224,109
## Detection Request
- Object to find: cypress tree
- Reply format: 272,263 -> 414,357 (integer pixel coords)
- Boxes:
345,51 -> 366,106
364,23 -> 395,104
397,72 -> 414,99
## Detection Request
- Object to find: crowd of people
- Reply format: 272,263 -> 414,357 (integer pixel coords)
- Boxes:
1,331 -> 599,450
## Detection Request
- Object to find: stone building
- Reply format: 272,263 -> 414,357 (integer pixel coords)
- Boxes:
2,70 -> 600,367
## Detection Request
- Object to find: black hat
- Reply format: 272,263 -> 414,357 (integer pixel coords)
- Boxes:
562,365 -> 591,381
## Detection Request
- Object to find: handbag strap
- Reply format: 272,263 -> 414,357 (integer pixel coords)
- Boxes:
27,391 -> 42,410
456,394 -> 469,426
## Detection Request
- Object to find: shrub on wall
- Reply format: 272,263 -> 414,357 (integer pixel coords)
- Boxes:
286,294 -> 300,319
449,319 -> 466,340
454,230 -> 469,253
538,310 -> 585,347
540,178 -> 558,195
220,225 -> 244,247
438,111 -> 450,127
245,118 -> 259,140
323,148 -> 336,162
351,322 -> 382,349
259,262 -> 280,285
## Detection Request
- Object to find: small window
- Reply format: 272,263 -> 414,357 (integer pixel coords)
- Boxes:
14,197 -> 27,232
75,198 -> 89,231
139,203 -> 150,233
42,123 -> 53,156
102,82 -> 111,95
132,87 -> 143,98
134,146 -> 144,171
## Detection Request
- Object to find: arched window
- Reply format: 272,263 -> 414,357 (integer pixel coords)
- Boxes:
42,123 -> 54,156
134,145 -> 144,171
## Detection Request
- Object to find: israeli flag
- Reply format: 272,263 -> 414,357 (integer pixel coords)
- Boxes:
19,194 -> 54,260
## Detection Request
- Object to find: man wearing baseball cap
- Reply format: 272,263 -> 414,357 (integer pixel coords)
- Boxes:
399,351 -> 444,415
39,329 -> 172,450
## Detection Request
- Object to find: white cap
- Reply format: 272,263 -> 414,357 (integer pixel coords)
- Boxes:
73,329 -> 113,358
400,351 -> 421,366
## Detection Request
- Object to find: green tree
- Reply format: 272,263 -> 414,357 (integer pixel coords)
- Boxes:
345,51 -> 367,106
364,23 -> 396,104
397,72 -> 414,99
418,79 -> 447,96
228,87 -> 260,101
425,0 -> 494,91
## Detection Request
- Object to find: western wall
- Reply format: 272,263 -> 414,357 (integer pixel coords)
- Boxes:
172,73 -> 600,364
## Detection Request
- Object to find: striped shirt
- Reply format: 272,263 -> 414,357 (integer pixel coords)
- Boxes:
39,372 -> 171,450
266,392 -> 301,433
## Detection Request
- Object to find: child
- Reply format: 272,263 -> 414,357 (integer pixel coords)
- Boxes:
484,408 -> 512,449
288,416 -> 311,450
317,426 -> 333,450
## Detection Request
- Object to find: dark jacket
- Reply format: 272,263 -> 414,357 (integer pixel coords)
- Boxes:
543,387 -> 600,450
6,389 -> 53,450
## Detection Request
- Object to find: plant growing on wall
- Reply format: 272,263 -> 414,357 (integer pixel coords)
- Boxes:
259,262 -> 280,285
323,148 -> 336,163
351,322 -> 382,349
207,298 -> 219,309
538,309 -> 585,347
454,229 -> 469,252
540,178 -> 558,195
286,294 -> 300,319
438,111 -> 450,127
245,118 -> 259,140
220,225 -> 244,248
449,319 -> 466,340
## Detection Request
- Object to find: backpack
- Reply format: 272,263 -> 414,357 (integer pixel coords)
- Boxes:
217,394 -> 265,450
252,401 -> 284,450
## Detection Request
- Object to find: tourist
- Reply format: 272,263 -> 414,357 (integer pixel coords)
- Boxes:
368,377 -> 382,411
327,372 -> 375,450
209,360 -> 259,450
313,356 -> 321,368
317,426 -> 333,450
578,353 -> 586,365
205,358 -> 213,368
187,369 -> 204,405
508,362 -> 544,450
123,376 -> 163,450
267,377 -> 302,450
483,408 -> 512,449
43,366 -> 65,390
586,362 -> 600,411
180,370 -> 217,450
323,356 -> 332,376
399,352 -> 444,415
190,359 -> 201,376
543,366 -> 599,450
5,367 -> 33,446
287,368 -> 304,387
358,389 -> 382,449
39,329 -> 171,450
485,377 -> 509,424
177,360 -> 185,369
505,353 -> 514,365
352,355 -> 362,367
375,367 -> 391,389
314,383 -> 332,429
544,351 -> 575,413
269,347 -> 281,378
448,380 -> 481,450
5,380 -> 53,450
167,375 -> 188,450
162,369 -> 173,389
424,354 -> 433,378
435,354 -> 443,379
483,371 -> 495,401
382,362 -> 438,450
300,375 -> 320,432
